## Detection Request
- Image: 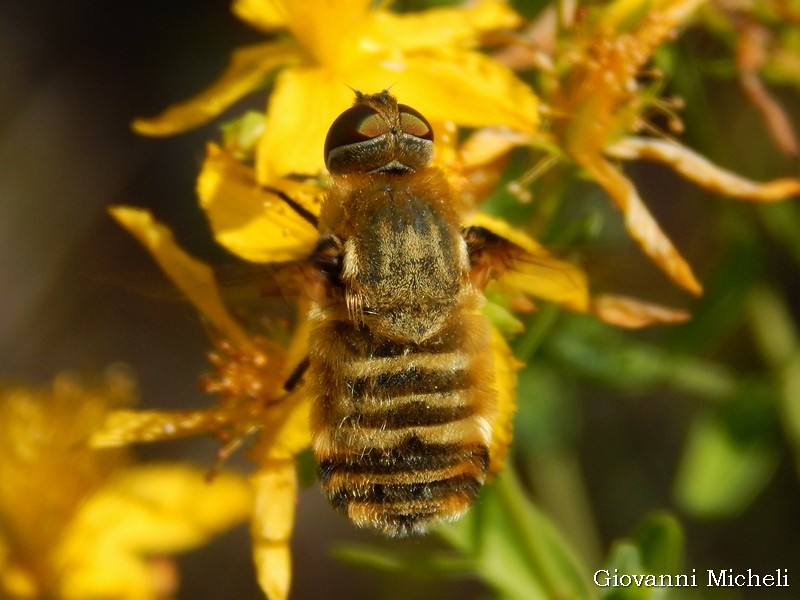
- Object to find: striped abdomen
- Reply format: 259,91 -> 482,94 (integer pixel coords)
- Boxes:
309,311 -> 494,537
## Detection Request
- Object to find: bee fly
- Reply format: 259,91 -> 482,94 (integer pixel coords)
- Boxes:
274,90 -> 530,537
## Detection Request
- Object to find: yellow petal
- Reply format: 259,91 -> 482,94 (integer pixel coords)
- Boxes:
654,0 -> 707,31
575,153 -> 703,295
57,465 -> 252,600
283,301 -> 313,386
606,137 -> 800,201
591,294 -> 691,328
262,0 -> 372,68
466,212 -> 590,311
59,552 -> 155,600
198,143 -> 320,261
487,326 -> 521,476
256,68 -> 356,179
367,0 -> 522,52
356,50 -> 540,134
257,51 -> 539,178
110,206 -> 252,347
253,390 -> 311,461
0,537 -> 38,599
91,409 -> 219,448
132,41 -> 300,136
250,462 -> 297,600
232,0 -> 288,32
457,127 -> 535,170
600,0 -> 704,33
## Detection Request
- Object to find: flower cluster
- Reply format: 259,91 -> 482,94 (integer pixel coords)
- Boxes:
0,370 -> 251,600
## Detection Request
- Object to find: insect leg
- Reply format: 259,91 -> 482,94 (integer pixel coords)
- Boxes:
283,355 -> 310,392
260,185 -> 319,228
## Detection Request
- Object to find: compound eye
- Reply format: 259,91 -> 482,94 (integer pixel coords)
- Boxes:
324,105 -> 388,164
398,104 -> 433,141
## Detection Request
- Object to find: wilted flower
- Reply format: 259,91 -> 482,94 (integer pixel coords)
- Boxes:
490,0 -> 800,294
0,370 -> 251,600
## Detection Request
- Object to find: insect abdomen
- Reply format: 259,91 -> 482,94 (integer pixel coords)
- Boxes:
309,314 -> 494,537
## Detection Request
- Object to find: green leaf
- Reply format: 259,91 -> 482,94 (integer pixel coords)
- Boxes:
634,513 -> 684,575
546,317 -> 741,401
673,411 -> 780,518
598,514 -> 688,600
747,285 -> 800,476
331,544 -> 473,576
601,543 -> 647,600
294,448 -> 318,488
220,110 -> 265,161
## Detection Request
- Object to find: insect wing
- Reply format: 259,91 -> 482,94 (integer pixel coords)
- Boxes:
464,213 -> 589,311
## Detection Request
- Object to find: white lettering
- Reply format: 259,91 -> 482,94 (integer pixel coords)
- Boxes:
594,570 -> 610,587
673,571 -> 698,587
593,570 -> 705,588
708,570 -> 727,586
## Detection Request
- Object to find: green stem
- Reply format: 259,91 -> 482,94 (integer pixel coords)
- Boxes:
514,303 -> 561,362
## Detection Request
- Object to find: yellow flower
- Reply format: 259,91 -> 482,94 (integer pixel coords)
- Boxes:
132,0 -> 540,180
98,207 -> 312,600
0,370 -> 251,600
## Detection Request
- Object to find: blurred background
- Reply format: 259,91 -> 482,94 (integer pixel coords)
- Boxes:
1,1 -> 799,599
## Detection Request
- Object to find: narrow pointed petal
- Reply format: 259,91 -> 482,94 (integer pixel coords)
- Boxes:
466,212 -> 590,311
367,0 -> 521,52
457,127 -> 535,170
600,0 -> 705,35
358,51 -> 539,134
591,294 -> 691,328
253,391 -> 311,461
110,207 -> 252,347
487,327 -> 521,476
91,409 -> 220,447
250,462 -> 297,600
133,41 -> 299,136
232,0 -> 288,32
576,154 -> 703,295
607,137 -> 800,200
198,143 -> 319,261
283,304 -> 313,388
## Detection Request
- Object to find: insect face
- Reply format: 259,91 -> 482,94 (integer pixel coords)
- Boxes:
324,90 -> 434,175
